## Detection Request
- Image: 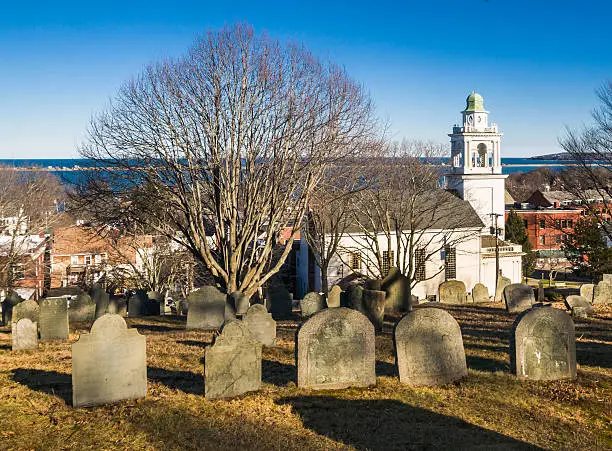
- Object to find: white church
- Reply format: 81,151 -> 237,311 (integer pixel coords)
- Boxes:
295,92 -> 523,300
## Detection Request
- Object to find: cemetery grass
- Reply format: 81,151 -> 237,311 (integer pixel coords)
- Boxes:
0,303 -> 610,450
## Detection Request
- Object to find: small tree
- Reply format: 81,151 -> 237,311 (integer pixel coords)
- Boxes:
505,208 -> 536,279
563,216 -> 612,279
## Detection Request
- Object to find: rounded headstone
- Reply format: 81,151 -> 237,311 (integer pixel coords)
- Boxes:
345,285 -> 364,312
472,283 -> 490,303
229,291 -> 250,316
186,286 -> 227,330
439,280 -> 467,304
326,285 -> 343,308
242,304 -> 276,346
12,318 -> 38,351
504,283 -> 536,314
579,283 -> 594,303
12,299 -> 39,324
266,285 -> 293,319
300,292 -> 326,317
495,276 -> 512,303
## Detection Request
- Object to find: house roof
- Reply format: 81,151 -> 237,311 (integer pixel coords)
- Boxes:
528,189 -> 612,207
0,234 -> 48,258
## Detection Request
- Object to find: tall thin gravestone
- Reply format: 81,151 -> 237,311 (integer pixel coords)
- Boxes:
204,320 -> 262,399
326,285 -> 343,308
267,285 -> 293,319
495,275 -> 512,303
12,318 -> 38,351
128,290 -> 148,317
92,285 -> 110,320
381,267 -> 410,312
39,297 -> 69,341
362,289 -> 386,332
72,314 -> 147,407
579,283 -> 594,303
297,308 -> 375,390
69,292 -> 95,323
2,291 -> 23,325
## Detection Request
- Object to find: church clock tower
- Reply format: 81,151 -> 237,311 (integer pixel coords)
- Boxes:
446,92 -> 507,238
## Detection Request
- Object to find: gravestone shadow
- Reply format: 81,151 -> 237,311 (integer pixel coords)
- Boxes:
0,344 -> 11,351
576,341 -> 611,368
12,368 -> 72,404
466,354 -> 508,373
277,396 -> 543,450
262,359 -> 296,386
177,339 -> 212,349
147,366 -> 203,395
375,360 -> 397,377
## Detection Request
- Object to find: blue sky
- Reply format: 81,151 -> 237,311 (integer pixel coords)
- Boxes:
0,0 -> 610,159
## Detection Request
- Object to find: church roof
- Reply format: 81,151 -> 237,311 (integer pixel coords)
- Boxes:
463,92 -> 487,112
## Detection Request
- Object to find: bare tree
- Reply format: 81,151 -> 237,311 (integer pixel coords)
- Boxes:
73,24 -> 378,299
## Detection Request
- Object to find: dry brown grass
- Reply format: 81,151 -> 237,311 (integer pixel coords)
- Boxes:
0,302 -> 610,450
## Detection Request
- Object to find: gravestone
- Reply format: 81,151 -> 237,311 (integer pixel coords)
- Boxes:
39,297 -> 69,341
593,281 -> 612,304
579,283 -> 594,303
128,290 -> 148,317
12,318 -> 38,351
381,267 -> 411,312
572,306 -> 588,319
346,285 -> 365,312
362,289 -> 386,331
564,295 -> 594,315
1,291 -> 23,325
267,286 -> 293,319
511,306 -> 576,380
297,307 -> 375,390
72,314 -> 147,407
537,281 -> 545,303
466,294 -> 474,303
300,292 -> 326,318
495,275 -> 512,303
204,320 -> 262,399
439,280 -> 467,304
504,283 -> 535,314
92,285 -> 110,320
365,279 -> 382,291
11,299 -> 39,324
472,283 -> 489,303
186,286 -> 227,330
395,307 -> 467,386
326,285 -> 343,308
146,291 -> 163,315
242,304 -> 276,346
229,291 -> 250,316
603,274 -> 612,283
69,292 -> 95,322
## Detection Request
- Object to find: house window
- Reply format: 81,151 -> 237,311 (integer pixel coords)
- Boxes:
539,219 -> 545,229
555,235 -> 562,244
382,250 -> 394,277
523,219 -> 528,228
350,252 -> 362,270
85,255 -> 92,265
568,219 -> 573,228
12,264 -> 25,280
415,248 -> 426,282
555,219 -> 561,228
561,220 -> 567,228
71,255 -> 79,265
444,245 -> 456,280
539,236 -> 545,245
94,254 -> 102,264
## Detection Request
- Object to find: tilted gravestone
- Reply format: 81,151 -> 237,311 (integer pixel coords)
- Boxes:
267,285 -> 293,319
593,281 -> 612,304
564,295 -> 594,316
495,276 -> 512,303
439,280 -> 467,304
242,304 -> 276,346
572,306 -> 588,319
579,283 -> 594,303
472,283 -> 489,303
395,307 -> 467,386
346,285 -> 365,313
39,297 -> 69,341
186,286 -> 227,330
128,290 -> 148,317
511,306 -> 576,380
69,292 -> 95,323
12,318 -> 38,351
229,291 -> 250,316
204,320 -> 262,399
72,314 -> 147,407
297,307 -> 375,390
11,299 -> 39,325
504,283 -> 535,314
92,285 -> 110,320
326,285 -> 343,308
2,291 -> 24,325
362,289 -> 386,332
381,267 -> 411,312
300,292 -> 326,318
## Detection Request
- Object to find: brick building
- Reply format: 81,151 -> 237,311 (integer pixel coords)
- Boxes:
0,234 -> 50,300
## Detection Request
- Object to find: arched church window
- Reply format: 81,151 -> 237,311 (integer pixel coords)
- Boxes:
477,143 -> 487,167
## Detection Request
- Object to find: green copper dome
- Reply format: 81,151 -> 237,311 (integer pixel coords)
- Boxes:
463,92 -> 486,112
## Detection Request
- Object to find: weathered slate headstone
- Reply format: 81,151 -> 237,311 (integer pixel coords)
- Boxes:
267,285 -> 293,319
69,292 -> 95,322
395,307 -> 467,386
11,299 -> 39,324
186,286 -> 227,330
229,291 -> 250,316
365,278 -> 382,291
537,281 -> 545,303
439,280 -> 467,304
603,274 -> 612,283
242,304 -> 276,346
504,283 -> 535,314
204,320 -> 262,399
511,306 -> 576,380
1,291 -> 23,325
39,297 -> 69,341
128,290 -> 148,317
381,267 -> 411,312
472,283 -> 489,303
593,281 -> 612,304
92,285 -> 110,320
572,306 -> 588,319
300,292 -> 326,318
346,285 -> 364,312
362,289 -> 386,332
72,314 -> 147,407
326,285 -> 343,308
12,318 -> 38,351
297,307 -> 375,390
146,291 -> 163,315
579,283 -> 594,303
564,295 -> 594,315
495,275 -> 512,303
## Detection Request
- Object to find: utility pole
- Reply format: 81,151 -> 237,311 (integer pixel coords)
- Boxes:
490,213 -> 503,291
